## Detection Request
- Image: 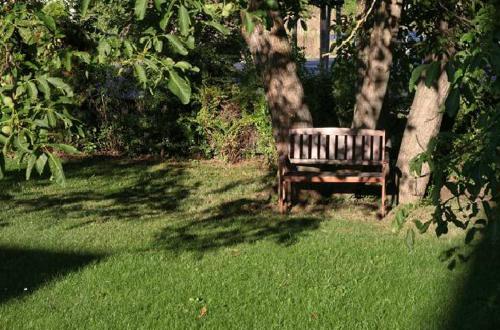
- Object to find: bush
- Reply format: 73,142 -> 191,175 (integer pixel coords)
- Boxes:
188,84 -> 275,163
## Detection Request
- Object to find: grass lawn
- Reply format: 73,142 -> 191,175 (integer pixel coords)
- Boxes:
0,157 -> 499,329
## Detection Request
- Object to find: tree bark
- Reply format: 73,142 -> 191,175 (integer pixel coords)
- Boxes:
396,64 -> 451,204
242,11 -> 313,159
352,0 -> 403,129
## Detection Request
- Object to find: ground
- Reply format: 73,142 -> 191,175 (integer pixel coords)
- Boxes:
0,157 -> 498,329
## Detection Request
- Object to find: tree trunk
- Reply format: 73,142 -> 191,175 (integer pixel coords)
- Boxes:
319,4 -> 331,71
396,65 -> 451,204
352,0 -> 403,129
242,11 -> 313,159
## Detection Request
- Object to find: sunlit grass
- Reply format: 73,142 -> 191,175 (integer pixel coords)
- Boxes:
0,157 -> 497,329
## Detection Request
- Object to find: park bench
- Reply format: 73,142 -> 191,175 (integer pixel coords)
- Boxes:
278,127 -> 388,216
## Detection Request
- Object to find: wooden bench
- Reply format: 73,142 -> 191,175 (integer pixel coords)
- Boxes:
278,128 -> 388,216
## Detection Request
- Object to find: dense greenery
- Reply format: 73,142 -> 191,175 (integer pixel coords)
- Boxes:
1,157 -> 499,328
1,0 -> 498,241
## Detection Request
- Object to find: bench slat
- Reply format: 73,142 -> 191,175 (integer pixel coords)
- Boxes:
320,134 -> 327,159
289,127 -> 385,136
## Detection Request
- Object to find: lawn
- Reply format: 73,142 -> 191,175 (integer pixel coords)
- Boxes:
0,157 -> 498,329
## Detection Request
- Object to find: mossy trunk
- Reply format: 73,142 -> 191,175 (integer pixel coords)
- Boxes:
352,0 -> 403,129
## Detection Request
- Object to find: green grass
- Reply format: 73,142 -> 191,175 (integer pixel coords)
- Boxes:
0,157 -> 499,329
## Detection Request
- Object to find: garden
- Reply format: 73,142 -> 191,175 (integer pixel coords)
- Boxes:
0,0 -> 499,328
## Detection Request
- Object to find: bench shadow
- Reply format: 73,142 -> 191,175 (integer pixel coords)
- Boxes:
0,246 -> 105,305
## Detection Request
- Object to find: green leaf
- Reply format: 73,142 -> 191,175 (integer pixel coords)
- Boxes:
425,62 -> 441,87
73,51 -> 91,64
409,64 -> 427,91
178,5 -> 190,36
27,82 -> 38,100
174,61 -> 193,70
134,63 -> 147,85
405,228 -> 415,251
51,144 -> 79,154
445,88 -> 460,117
154,0 -> 167,11
243,11 -> 254,34
35,153 -> 48,175
47,77 -> 73,97
123,40 -> 134,57
160,11 -> 173,30
167,69 -> 191,105
26,153 -> 37,180
153,38 -> 163,52
81,0 -> 91,16
414,220 -> 431,234
135,0 -> 148,20
47,111 -> 57,127
166,34 -> 188,55
36,12 -> 56,32
204,21 -> 230,35
64,51 -> 72,71
0,152 -> 5,179
47,152 -> 65,186
18,27 -> 34,45
97,39 -> 111,63
36,77 -> 51,100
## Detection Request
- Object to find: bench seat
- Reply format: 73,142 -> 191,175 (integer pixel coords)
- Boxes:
278,127 -> 388,216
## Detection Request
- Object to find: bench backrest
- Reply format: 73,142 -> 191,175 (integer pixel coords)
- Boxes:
288,127 -> 385,165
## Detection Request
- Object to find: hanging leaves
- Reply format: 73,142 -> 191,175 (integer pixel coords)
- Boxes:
167,69 -> 191,105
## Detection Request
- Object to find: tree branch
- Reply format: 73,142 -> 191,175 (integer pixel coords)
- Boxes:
322,0 -> 378,59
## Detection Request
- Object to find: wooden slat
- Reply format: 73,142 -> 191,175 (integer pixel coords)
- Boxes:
289,159 -> 384,166
292,134 -> 299,159
363,135 -> 372,160
289,127 -> 385,137
302,134 -> 310,159
373,135 -> 381,161
327,135 -> 333,159
320,134 -> 327,159
346,135 -> 353,160
311,133 -> 319,159
354,135 -> 363,160
297,134 -> 304,159
284,175 -> 384,184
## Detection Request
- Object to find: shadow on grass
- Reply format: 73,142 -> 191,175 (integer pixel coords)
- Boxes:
154,195 -> 323,255
445,221 -> 500,329
4,157 -> 199,223
0,246 -> 104,304
4,157 -> 325,257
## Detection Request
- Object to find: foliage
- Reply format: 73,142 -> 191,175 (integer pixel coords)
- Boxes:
404,0 -> 500,247
189,84 -> 275,162
0,2 -> 85,185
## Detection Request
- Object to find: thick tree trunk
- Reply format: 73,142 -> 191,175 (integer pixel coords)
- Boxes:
396,66 -> 451,204
352,0 -> 403,129
243,11 -> 313,159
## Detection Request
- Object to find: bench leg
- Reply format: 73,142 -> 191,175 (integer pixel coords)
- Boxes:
278,177 -> 284,214
381,180 -> 386,217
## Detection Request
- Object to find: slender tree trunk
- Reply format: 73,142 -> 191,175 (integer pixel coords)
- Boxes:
319,4 -> 331,71
242,11 -> 313,159
396,64 -> 451,203
352,0 -> 403,129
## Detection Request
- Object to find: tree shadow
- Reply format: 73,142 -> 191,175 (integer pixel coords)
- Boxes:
444,221 -> 500,329
153,196 -> 323,256
0,246 -> 105,304
6,157 -> 199,224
